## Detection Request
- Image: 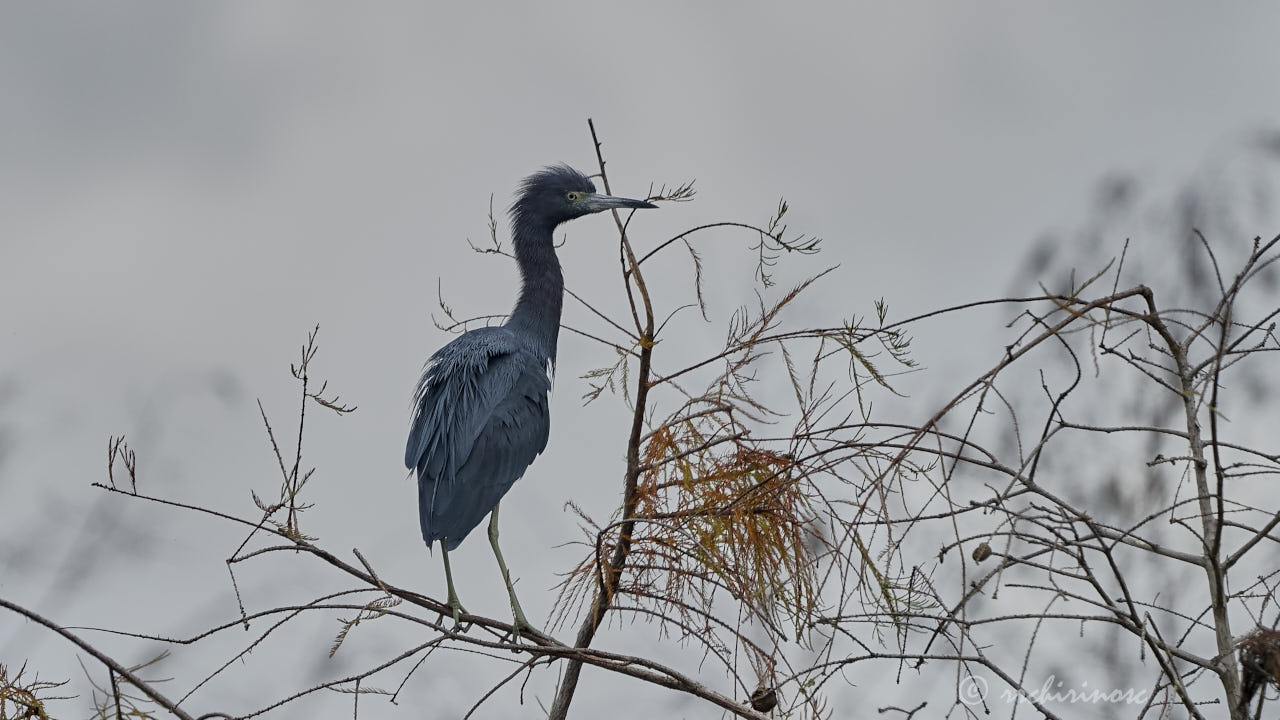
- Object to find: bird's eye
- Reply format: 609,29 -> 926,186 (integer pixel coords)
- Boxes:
566,191 -> 580,202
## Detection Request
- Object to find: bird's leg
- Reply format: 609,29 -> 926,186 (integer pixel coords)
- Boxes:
488,503 -> 540,641
439,545 -> 469,632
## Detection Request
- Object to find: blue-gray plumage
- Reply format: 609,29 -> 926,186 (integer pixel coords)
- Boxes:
406,165 -> 656,634
406,326 -> 552,549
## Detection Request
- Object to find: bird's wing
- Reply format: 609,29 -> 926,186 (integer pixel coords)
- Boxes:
405,327 -> 516,474
405,328 -> 552,548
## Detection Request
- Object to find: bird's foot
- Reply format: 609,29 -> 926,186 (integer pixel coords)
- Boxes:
444,596 -> 471,633
501,608 -> 544,646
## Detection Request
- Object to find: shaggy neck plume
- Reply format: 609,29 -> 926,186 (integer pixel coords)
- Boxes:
505,207 -> 563,364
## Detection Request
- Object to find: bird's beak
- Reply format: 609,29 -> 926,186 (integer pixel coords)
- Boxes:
583,193 -> 658,213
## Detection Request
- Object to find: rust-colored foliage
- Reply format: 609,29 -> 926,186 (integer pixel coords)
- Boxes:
1240,627 -> 1280,713
554,412 -> 821,685
632,426 -> 817,635
0,663 -> 65,720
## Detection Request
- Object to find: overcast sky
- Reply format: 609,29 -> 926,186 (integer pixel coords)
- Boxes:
3,4 -> 1279,718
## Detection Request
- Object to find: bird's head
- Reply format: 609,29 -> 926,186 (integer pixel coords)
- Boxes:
511,164 -> 657,229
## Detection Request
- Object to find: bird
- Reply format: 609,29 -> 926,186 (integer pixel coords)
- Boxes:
405,165 -> 657,637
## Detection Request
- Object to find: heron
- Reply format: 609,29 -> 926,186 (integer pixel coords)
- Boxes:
405,165 -> 657,637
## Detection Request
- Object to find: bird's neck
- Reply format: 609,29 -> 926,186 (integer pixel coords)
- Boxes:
506,217 -> 564,362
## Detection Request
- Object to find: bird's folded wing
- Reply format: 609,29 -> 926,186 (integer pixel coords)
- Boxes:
405,327 -> 550,484
405,328 -> 553,546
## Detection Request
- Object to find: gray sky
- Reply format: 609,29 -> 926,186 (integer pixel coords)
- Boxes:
2,4 -> 1279,717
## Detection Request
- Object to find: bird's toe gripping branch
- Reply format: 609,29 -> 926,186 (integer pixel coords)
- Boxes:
439,545 -> 471,633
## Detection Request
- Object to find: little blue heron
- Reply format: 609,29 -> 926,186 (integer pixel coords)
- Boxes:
406,165 -> 656,635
